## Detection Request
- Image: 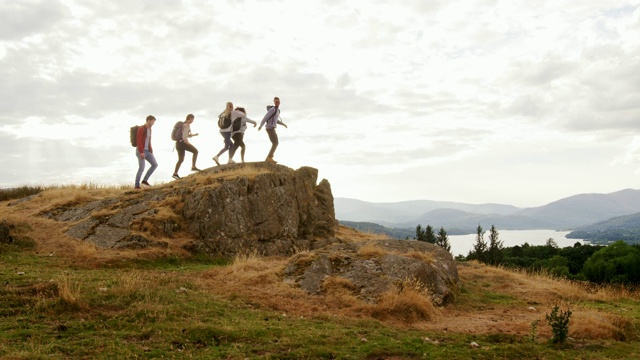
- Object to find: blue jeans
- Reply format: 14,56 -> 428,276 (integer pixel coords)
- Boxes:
215,131 -> 233,157
135,149 -> 158,187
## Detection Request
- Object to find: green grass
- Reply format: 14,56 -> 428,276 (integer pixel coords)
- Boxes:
2,249 -> 640,359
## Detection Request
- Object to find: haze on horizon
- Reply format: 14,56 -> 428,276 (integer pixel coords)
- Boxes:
1,0 -> 640,208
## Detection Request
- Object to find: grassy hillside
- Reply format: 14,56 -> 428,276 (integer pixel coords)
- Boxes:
1,185 -> 640,359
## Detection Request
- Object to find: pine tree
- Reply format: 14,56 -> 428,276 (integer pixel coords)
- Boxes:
487,225 -> 504,265
471,225 -> 487,262
436,227 -> 451,252
425,225 -> 436,244
416,225 -> 425,241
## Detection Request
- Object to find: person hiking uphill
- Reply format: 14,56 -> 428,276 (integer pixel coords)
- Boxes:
258,96 -> 287,163
213,102 -> 234,166
172,113 -> 200,180
228,107 -> 257,163
134,115 -> 158,189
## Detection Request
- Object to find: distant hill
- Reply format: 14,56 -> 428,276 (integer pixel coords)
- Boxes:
334,198 -> 521,226
335,188 -> 640,232
338,220 -> 470,240
515,189 -> 640,229
567,212 -> 640,244
338,221 -> 415,239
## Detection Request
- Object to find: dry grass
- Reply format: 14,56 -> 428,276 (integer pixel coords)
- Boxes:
336,225 -> 391,243
186,165 -> 271,187
404,250 -> 434,263
3,185 -> 639,343
369,279 -> 440,323
322,276 -> 363,309
52,272 -> 89,310
357,243 -> 390,257
412,261 -> 640,341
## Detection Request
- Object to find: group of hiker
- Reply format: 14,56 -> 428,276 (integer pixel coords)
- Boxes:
134,97 -> 287,189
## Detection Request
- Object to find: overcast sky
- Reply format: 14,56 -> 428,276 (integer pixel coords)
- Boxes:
1,0 -> 640,207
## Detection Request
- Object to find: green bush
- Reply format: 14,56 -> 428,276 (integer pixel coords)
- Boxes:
0,186 -> 43,202
545,305 -> 572,344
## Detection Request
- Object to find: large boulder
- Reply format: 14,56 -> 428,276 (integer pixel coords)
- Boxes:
284,239 -> 459,306
182,164 -> 337,256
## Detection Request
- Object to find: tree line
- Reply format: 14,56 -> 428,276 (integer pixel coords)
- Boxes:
416,224 -> 640,285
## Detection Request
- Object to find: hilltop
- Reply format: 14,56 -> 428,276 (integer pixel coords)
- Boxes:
1,164 -> 639,358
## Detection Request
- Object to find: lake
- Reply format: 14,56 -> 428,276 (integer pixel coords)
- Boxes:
448,229 -> 584,258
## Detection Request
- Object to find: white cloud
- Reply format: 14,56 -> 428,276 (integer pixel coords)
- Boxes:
1,0 -> 640,207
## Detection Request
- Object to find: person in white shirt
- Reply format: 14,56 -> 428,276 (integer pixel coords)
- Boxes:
213,102 -> 234,166
228,107 -> 257,163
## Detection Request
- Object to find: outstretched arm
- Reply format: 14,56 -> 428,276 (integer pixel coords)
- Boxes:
258,108 -> 277,130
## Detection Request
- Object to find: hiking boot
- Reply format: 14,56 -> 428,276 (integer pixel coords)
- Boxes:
135,186 -> 141,190
228,159 -> 236,164
141,180 -> 151,187
172,173 -> 181,180
191,167 -> 201,172
212,156 -> 220,166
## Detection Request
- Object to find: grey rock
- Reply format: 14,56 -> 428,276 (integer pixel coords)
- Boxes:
113,235 -> 168,250
284,239 -> 459,306
85,225 -> 131,249
182,165 -> 336,255
7,194 -> 39,207
66,218 -> 100,240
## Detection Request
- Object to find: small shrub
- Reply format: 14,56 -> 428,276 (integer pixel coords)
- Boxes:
357,243 -> 389,257
404,250 -> 434,263
0,185 -> 43,202
546,305 -> 572,344
370,279 -> 439,323
530,319 -> 540,343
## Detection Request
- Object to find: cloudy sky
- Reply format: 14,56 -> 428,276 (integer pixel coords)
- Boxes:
1,0 -> 640,208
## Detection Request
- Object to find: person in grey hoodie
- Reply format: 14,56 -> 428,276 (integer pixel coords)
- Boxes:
258,96 -> 287,163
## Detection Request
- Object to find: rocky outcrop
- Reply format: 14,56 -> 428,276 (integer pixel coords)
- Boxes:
182,164 -> 337,256
284,239 -> 459,306
24,162 -> 461,307
41,163 -> 337,255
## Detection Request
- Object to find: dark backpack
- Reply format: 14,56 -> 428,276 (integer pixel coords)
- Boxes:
218,113 -> 232,128
231,117 -> 242,132
171,121 -> 184,141
130,125 -> 139,147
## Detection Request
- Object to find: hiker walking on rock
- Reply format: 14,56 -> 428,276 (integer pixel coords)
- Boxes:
135,115 -> 158,189
258,96 -> 287,163
172,114 -> 200,180
213,102 -> 234,166
228,107 -> 257,164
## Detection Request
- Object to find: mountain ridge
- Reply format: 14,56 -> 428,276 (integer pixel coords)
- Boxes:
335,188 -> 640,233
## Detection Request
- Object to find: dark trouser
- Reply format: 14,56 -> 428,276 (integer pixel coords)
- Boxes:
229,133 -> 245,161
174,141 -> 198,173
266,128 -> 278,159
